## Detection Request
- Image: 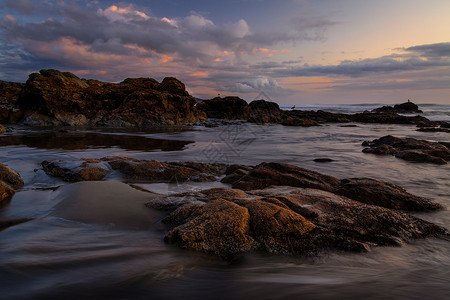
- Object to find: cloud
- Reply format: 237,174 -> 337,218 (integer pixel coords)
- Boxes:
218,76 -> 297,97
273,44 -> 450,78
404,42 -> 450,58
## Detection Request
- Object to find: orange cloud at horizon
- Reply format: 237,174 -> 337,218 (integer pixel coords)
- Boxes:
189,72 -> 209,77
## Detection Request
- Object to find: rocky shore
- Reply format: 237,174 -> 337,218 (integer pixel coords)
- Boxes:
1,69 -> 206,126
1,69 -> 448,128
362,135 -> 450,164
37,156 -> 448,259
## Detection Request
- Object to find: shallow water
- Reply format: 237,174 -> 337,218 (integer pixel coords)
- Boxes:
0,117 -> 449,299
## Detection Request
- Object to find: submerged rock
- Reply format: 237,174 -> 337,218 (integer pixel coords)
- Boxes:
42,157 -> 227,183
42,159 -> 110,182
149,187 -> 448,259
362,135 -> 449,164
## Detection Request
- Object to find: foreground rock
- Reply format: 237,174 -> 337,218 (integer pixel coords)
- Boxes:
148,187 -> 448,259
16,69 -> 206,126
0,162 -> 24,204
362,135 -> 450,164
42,157 -> 226,183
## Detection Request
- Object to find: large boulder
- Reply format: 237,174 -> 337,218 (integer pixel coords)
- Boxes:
149,187 -> 448,259
362,135 -> 449,164
196,96 -> 251,120
17,69 -> 206,126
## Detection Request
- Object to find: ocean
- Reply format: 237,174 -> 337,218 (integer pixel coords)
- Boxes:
0,104 -> 449,299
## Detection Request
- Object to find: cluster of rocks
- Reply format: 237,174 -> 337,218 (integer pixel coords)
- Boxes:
362,135 -> 450,164
0,162 -> 29,230
40,157 -> 447,259
41,156 -> 227,183
1,70 -> 448,128
1,69 -> 206,127
197,97 -> 445,127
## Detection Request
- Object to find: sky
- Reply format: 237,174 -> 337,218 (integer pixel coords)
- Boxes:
1,0 -> 450,105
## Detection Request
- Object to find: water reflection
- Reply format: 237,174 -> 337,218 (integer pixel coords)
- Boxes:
0,131 -> 193,151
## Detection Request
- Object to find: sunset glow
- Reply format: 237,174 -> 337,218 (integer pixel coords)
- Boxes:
0,0 -> 449,104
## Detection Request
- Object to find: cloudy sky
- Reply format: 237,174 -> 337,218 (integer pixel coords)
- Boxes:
1,0 -> 449,104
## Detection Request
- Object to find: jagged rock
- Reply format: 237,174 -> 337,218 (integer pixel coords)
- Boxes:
41,159 -> 110,182
196,96 -> 251,120
362,135 -> 449,164
149,187 -> 448,259
16,69 -> 206,126
0,162 -> 24,188
224,162 -> 340,192
334,178 -> 443,211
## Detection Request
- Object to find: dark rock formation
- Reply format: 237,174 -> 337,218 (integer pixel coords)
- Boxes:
0,80 -> 24,123
148,187 -> 448,259
372,101 -> 423,114
42,159 -> 110,182
248,100 -> 284,124
16,69 -> 206,126
42,157 -> 443,212
334,178 -> 443,211
223,162 -> 443,211
41,157 -> 227,183
223,162 -> 340,192
196,96 -> 251,120
362,135 -> 449,164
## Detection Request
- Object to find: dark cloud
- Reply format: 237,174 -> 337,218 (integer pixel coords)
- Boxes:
271,49 -> 450,78
405,42 -> 450,58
